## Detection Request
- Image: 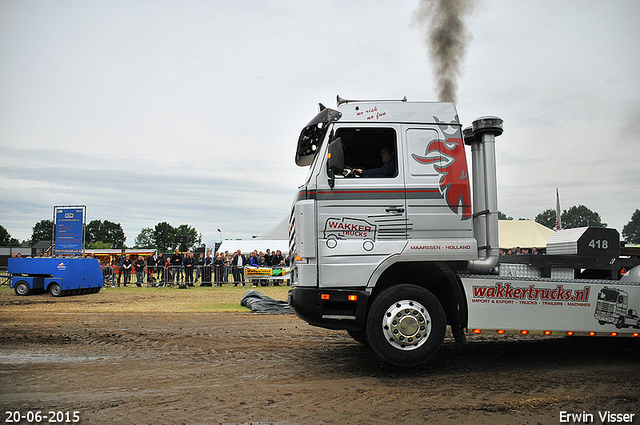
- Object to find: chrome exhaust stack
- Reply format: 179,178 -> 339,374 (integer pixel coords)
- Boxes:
465,117 -> 503,274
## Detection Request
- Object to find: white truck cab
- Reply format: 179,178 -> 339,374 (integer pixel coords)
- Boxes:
288,96 -> 640,366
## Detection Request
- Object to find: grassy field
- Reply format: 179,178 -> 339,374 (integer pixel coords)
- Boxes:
0,284 -> 291,313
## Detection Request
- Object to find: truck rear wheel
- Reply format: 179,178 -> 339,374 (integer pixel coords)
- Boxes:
366,284 -> 446,366
49,282 -> 63,297
14,281 -> 31,296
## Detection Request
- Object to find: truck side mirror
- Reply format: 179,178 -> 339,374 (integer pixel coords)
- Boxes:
327,137 -> 344,188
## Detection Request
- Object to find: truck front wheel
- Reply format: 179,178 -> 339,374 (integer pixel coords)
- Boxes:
366,284 -> 446,366
14,281 -> 31,296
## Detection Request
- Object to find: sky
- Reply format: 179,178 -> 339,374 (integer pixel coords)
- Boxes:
1,0 -> 639,248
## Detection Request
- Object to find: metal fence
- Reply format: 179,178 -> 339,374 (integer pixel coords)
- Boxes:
100,265 -> 290,287
0,266 -> 9,287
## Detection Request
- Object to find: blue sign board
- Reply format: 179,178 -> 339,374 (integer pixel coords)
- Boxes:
55,208 -> 84,253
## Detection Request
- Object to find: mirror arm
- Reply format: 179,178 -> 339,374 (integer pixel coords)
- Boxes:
328,168 -> 335,188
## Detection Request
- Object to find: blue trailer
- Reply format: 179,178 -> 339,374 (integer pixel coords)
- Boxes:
8,257 -> 103,297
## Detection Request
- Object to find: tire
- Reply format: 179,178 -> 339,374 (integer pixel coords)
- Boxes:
347,328 -> 369,346
14,281 -> 31,296
49,282 -> 63,297
616,316 -> 625,329
366,284 -> 446,366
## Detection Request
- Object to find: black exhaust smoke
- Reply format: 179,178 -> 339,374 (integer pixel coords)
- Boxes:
412,0 -> 475,103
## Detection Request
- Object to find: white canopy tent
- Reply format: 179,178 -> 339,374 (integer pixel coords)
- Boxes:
217,217 -> 289,255
498,220 -> 555,249
254,217 -> 289,240
217,239 -> 288,255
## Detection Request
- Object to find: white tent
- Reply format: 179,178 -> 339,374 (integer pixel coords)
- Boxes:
254,217 -> 289,240
217,239 -> 288,255
217,217 -> 289,254
499,220 -> 555,249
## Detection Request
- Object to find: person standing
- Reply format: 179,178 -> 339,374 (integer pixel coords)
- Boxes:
170,249 -> 182,284
155,253 -> 164,283
117,249 -> 127,285
146,252 -> 157,284
265,249 -> 273,267
121,254 -> 132,286
134,255 -> 146,287
231,249 -> 245,286
223,251 -> 231,284
195,253 -> 205,285
214,252 -> 223,286
202,252 -> 213,286
272,250 -> 284,266
183,251 -> 195,286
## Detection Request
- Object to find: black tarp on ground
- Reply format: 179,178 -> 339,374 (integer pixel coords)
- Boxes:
240,289 -> 293,314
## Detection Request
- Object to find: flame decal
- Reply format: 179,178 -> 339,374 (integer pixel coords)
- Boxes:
412,137 -> 471,219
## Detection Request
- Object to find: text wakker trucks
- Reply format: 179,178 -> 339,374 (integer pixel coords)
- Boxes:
287,96 -> 640,366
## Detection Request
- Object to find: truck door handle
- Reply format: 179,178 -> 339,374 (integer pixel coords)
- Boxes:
386,207 -> 405,213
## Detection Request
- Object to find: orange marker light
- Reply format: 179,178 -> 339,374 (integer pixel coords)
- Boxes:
320,294 -> 330,300
496,330 -> 505,334
610,332 -> 618,337
544,331 -> 552,335
632,333 -> 639,337
589,331 -> 596,336
566,331 -> 574,336
295,254 -> 302,262
520,330 -> 529,335
348,295 -> 358,301
472,329 -> 481,334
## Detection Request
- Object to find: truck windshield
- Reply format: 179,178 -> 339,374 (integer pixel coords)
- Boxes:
598,289 -> 618,302
295,108 -> 342,167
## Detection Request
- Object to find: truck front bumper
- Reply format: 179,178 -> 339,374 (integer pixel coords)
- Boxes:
288,286 -> 369,331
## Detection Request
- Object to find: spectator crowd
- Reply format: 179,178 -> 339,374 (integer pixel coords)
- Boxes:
104,248 -> 289,288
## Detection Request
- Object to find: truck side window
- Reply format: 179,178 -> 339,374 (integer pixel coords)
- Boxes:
335,128 -> 398,178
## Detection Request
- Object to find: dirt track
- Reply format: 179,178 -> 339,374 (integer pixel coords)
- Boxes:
1,289 -> 639,425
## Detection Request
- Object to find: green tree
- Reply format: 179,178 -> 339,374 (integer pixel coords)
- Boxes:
175,224 -> 202,252
151,222 -> 201,252
85,220 -> 101,245
31,219 -> 54,245
134,227 -> 157,249
153,222 -> 177,252
87,241 -> 111,249
562,205 -> 606,229
85,220 -> 126,249
536,205 -> 606,230
535,208 -> 556,229
498,211 -> 513,220
0,225 -> 21,246
622,209 -> 640,244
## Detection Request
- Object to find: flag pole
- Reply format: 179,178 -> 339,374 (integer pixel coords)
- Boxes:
555,188 -> 562,231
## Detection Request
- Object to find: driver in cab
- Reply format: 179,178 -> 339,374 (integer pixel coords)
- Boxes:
350,146 -> 396,178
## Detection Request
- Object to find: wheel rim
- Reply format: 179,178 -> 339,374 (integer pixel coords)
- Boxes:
382,299 -> 431,350
16,282 -> 28,295
51,284 -> 61,296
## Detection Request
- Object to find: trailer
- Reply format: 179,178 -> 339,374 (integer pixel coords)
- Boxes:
8,257 -> 103,297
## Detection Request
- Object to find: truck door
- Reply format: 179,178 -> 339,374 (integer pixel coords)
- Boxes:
403,125 -> 475,252
315,125 -> 408,288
